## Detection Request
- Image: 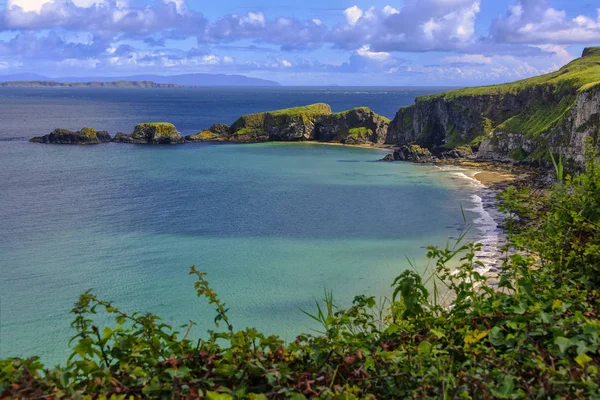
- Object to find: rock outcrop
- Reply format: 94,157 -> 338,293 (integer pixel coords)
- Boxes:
30,127 -> 112,144
315,107 -> 389,145
391,145 -> 436,163
386,47 -> 600,169
112,123 -> 185,144
187,104 -> 390,145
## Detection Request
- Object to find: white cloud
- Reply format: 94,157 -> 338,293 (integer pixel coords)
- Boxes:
356,45 -> 390,61
382,5 -> 399,16
443,54 -> 492,64
493,0 -> 600,43
280,59 -> 292,68
344,6 -> 364,25
223,55 -> 234,63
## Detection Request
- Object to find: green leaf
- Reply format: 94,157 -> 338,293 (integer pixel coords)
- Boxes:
418,340 -> 433,354
554,337 -> 573,354
575,353 -> 593,367
206,391 -> 233,400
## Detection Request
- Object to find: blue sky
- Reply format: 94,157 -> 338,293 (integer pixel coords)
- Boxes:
0,0 -> 599,85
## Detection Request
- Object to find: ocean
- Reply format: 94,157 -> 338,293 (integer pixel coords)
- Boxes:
0,87 -> 500,365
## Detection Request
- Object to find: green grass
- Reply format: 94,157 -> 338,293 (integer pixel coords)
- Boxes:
348,127 -> 373,137
496,95 -> 576,137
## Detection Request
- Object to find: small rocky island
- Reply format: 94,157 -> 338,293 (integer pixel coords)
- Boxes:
30,127 -> 112,144
30,123 -> 185,145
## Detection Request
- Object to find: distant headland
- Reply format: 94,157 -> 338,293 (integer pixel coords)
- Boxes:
0,72 -> 280,87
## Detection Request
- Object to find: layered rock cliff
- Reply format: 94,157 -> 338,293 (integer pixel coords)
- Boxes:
387,47 -> 600,169
186,104 -> 390,145
30,127 -> 112,144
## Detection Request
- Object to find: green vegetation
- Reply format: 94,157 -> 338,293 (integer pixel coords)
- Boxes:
509,145 -> 529,161
268,103 -> 332,117
79,127 -> 97,138
496,95 -> 576,137
3,146 -> 600,398
134,123 -> 178,137
348,127 -> 373,138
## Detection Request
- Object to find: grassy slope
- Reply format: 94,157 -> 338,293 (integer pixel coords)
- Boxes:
419,47 -> 600,101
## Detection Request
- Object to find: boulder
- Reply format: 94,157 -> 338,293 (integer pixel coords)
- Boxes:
381,153 -> 394,162
393,145 -> 436,163
440,145 -> 474,159
112,123 -> 185,144
30,127 -> 112,144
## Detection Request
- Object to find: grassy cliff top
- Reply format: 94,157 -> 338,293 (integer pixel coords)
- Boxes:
262,103 -> 332,117
419,47 -> 600,101
135,122 -> 176,128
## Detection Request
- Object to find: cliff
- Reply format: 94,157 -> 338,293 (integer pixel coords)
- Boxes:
113,123 -> 185,144
186,104 -> 389,145
30,127 -> 111,144
388,47 -> 600,168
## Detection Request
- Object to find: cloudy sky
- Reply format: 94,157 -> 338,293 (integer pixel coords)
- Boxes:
0,0 -> 599,85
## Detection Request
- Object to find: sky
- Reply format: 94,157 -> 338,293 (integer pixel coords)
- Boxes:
0,0 -> 599,85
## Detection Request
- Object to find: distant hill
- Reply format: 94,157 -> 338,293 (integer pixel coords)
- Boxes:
0,73 -> 280,87
0,80 -> 188,88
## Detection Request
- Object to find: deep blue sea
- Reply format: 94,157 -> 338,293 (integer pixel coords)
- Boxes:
0,87 -> 496,366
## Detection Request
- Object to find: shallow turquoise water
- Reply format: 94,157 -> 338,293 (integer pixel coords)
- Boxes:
0,87 -> 491,366
0,140 -> 480,365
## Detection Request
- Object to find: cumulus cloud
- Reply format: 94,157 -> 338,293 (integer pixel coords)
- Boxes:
492,0 -> 600,43
207,12 -> 327,50
3,0 -> 206,40
330,0 -> 483,52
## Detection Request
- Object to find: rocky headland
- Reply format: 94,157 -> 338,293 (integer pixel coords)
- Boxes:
185,104 -> 390,145
386,47 -> 600,170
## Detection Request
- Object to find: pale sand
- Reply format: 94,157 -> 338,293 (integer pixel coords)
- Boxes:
473,171 -> 515,186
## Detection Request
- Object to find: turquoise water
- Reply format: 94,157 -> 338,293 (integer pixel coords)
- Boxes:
0,87 -> 487,366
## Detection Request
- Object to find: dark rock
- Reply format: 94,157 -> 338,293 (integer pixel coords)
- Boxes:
315,107 -> 389,145
440,145 -> 474,159
393,145 -> 436,163
381,153 -> 394,162
30,127 -> 111,144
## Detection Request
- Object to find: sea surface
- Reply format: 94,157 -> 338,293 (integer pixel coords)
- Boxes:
0,87 -> 500,365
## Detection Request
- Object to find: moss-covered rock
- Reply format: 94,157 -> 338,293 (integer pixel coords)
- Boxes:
30,127 -> 112,144
315,107 -> 389,145
185,124 -> 231,142
112,122 -> 185,144
392,145 -> 436,163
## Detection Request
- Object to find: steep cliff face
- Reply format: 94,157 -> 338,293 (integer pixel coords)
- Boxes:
188,104 -> 389,145
387,47 -> 600,168
315,107 -> 389,145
